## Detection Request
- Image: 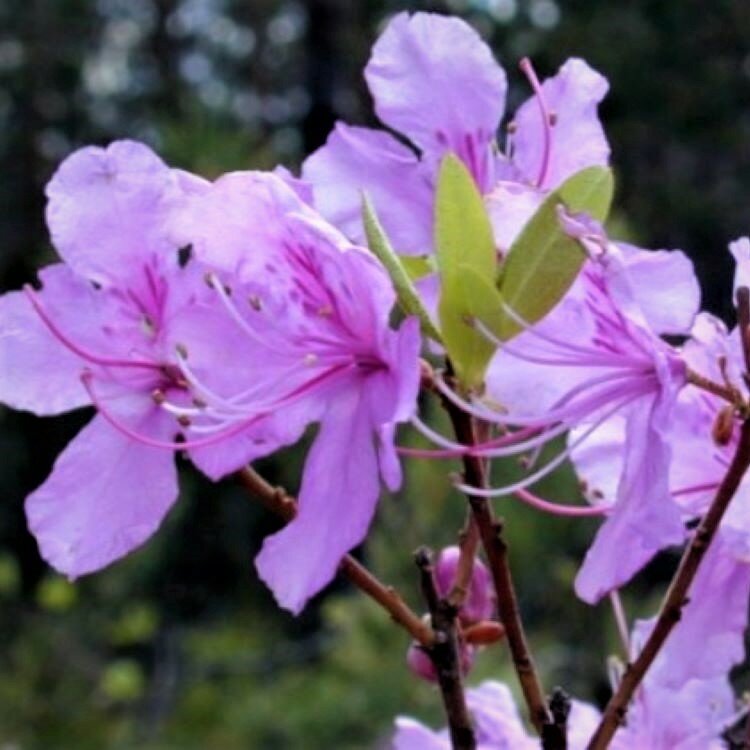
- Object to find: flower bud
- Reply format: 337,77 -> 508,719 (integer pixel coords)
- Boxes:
405,641 -> 477,683
434,546 -> 495,623
406,643 -> 437,682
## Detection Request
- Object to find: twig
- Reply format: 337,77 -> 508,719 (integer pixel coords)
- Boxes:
447,511 -> 481,609
415,547 -> 476,750
686,368 -> 741,406
542,688 -> 571,750
586,418 -> 750,750
441,384 -> 553,737
236,467 -> 436,647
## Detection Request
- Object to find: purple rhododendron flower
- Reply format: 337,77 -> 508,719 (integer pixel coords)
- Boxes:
168,170 -> 421,613
444,215 -> 700,603
303,11 -> 609,256
608,619 -> 737,750
393,669 -> 732,749
393,680 -> 598,750
571,239 -> 750,679
0,140 -> 221,577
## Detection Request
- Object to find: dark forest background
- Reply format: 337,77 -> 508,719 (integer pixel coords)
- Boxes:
1,1 -> 750,747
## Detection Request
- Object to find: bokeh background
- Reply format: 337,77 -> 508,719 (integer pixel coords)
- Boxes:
2,1 -> 750,747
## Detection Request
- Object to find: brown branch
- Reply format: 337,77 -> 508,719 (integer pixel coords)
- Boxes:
685,368 -> 741,406
447,511 -> 481,609
586,418 -> 750,750
416,547 -> 476,750
441,386 -> 554,738
236,467 -> 436,648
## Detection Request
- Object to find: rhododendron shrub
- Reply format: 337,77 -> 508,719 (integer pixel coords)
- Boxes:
3,11 -> 750,750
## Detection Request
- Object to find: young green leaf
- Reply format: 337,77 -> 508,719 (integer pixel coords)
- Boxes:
362,194 -> 442,342
495,165 -> 614,340
438,264 -> 505,388
400,255 -> 435,282
434,154 -> 501,387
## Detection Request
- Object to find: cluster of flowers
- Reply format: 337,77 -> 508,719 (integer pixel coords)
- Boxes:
2,11 -> 749,748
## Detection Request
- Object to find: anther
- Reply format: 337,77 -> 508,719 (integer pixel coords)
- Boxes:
248,295 -> 262,311
549,111 -> 558,126
151,389 -> 166,405
192,396 -> 207,408
507,120 -> 517,134
141,315 -> 155,336
304,353 -> 318,366
317,305 -> 333,317
175,343 -> 189,360
177,415 -> 192,427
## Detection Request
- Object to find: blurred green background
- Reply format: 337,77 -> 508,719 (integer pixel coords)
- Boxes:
1,0 -> 750,747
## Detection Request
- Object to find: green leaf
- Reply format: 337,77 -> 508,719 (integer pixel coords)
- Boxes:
496,166 -> 614,340
400,255 -> 435,282
362,194 -> 442,342
439,265 -> 505,388
435,154 -> 500,387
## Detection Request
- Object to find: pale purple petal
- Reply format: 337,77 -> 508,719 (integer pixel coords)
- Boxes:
466,681 -> 537,749
645,534 -> 750,687
45,140 -> 183,286
730,236 -> 750,299
26,410 -> 178,578
0,281 -> 89,416
189,404 -> 315,481
575,386 -> 686,604
365,12 -> 506,189
485,181 -> 545,252
273,165 -> 315,205
170,170 -> 308,279
485,276 -> 599,417
612,244 -> 700,335
567,700 -> 602,750
569,415 -> 625,506
302,124 -> 434,255
392,717 -> 449,750
617,620 -> 737,749
255,386 -> 380,613
513,59 -> 609,189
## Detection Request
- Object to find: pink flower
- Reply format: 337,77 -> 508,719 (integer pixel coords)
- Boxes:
430,215 -> 699,603
0,141 -> 218,577
169,171 -> 422,613
302,12 -> 609,256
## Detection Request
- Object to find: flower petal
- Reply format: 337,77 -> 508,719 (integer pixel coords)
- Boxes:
45,140 -> 184,286
0,274 -> 90,415
512,58 -> 609,189
255,385 -> 380,614
365,12 -> 506,189
485,181 -> 545,252
392,718 -> 448,750
26,410 -> 178,578
730,236 -> 750,299
466,681 -> 537,748
189,404 -> 315,482
575,389 -> 685,604
647,534 -> 750,687
612,243 -> 700,335
302,124 -> 434,255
